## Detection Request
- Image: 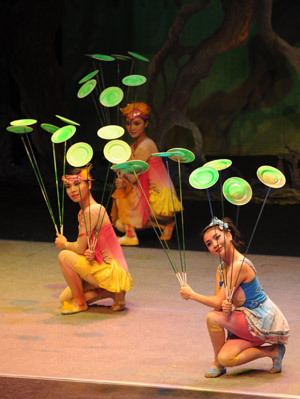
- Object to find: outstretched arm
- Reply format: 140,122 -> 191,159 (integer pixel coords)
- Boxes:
180,283 -> 226,310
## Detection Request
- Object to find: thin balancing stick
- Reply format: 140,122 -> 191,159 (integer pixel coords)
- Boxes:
165,158 -> 183,279
52,142 -> 62,231
228,205 -> 240,299
206,188 -> 228,290
21,135 -> 59,234
133,172 -> 179,268
177,160 -> 187,283
78,183 -> 91,248
91,91 -> 105,126
128,172 -> 182,283
219,170 -> 228,289
206,188 -> 214,219
231,186 -> 271,298
91,163 -> 111,248
61,142 -> 67,235
91,167 -> 116,250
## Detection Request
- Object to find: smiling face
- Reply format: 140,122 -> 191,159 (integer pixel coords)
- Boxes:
64,179 -> 91,204
203,227 -> 233,258
125,117 -> 148,140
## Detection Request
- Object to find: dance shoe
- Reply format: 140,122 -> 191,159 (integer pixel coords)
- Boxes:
269,343 -> 286,373
118,235 -> 139,246
111,291 -> 126,312
160,220 -> 175,241
205,364 -> 226,378
61,300 -> 88,315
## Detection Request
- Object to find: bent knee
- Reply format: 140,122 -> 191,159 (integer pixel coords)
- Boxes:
218,351 -> 239,367
58,249 -> 69,262
206,310 -> 224,332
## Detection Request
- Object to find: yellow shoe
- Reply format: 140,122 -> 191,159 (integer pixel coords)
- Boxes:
118,235 -> 139,246
61,300 -> 88,315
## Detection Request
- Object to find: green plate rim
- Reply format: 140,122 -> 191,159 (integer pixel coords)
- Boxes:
189,166 -> 219,189
256,165 -> 286,189
55,115 -> 80,126
51,125 -> 76,143
99,86 -> 124,107
222,177 -> 253,206
127,51 -> 149,62
167,147 -> 195,163
6,125 -> 33,134
122,74 -> 147,87
97,125 -> 125,140
10,119 -> 37,126
203,159 -> 232,171
40,123 -> 59,133
103,139 -> 131,164
66,142 -> 93,167
77,79 -> 97,99
78,70 -> 99,84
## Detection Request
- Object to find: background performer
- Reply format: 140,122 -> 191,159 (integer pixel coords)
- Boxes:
111,102 -> 182,246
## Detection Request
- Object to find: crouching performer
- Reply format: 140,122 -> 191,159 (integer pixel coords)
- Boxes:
55,164 -> 132,314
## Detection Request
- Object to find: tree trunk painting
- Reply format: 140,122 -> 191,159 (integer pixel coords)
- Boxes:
147,0 -> 300,162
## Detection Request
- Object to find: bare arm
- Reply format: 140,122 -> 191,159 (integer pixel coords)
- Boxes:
55,205 -> 109,254
180,282 -> 226,310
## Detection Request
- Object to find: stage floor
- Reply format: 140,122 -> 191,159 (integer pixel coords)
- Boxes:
0,240 -> 299,398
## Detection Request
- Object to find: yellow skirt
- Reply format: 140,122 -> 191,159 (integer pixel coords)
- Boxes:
75,256 -> 133,293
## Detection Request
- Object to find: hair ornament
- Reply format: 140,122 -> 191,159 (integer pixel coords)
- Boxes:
120,102 -> 151,120
62,163 -> 94,183
209,217 -> 229,231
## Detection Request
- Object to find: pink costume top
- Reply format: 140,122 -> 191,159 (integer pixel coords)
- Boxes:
93,223 -> 129,273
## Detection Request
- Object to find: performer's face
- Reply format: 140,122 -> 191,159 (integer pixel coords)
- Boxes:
64,180 -> 90,203
203,227 -> 232,258
125,117 -> 148,139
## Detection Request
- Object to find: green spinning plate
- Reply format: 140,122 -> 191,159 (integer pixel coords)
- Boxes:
87,54 -> 115,61
189,166 -> 219,189
111,160 -> 149,175
51,125 -> 76,143
6,125 -> 33,134
167,148 -> 195,163
78,70 -> 99,84
204,159 -> 232,171
111,54 -> 131,61
99,86 -> 124,107
257,165 -> 286,189
103,139 -> 131,164
67,142 -> 93,167
40,123 -> 59,133
97,125 -> 125,140
10,119 -> 37,126
152,151 -> 176,158
223,177 -> 252,206
77,79 -> 97,98
122,74 -> 147,87
55,115 -> 80,126
128,51 -> 149,62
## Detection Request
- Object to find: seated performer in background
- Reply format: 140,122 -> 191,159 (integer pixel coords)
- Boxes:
55,164 -> 132,314
180,217 -> 289,378
111,102 -> 183,246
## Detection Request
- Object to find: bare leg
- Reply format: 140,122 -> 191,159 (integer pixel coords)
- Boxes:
58,250 -> 85,307
218,338 -> 276,367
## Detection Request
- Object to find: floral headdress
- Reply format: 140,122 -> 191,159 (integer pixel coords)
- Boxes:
120,102 -> 151,121
62,163 -> 94,183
